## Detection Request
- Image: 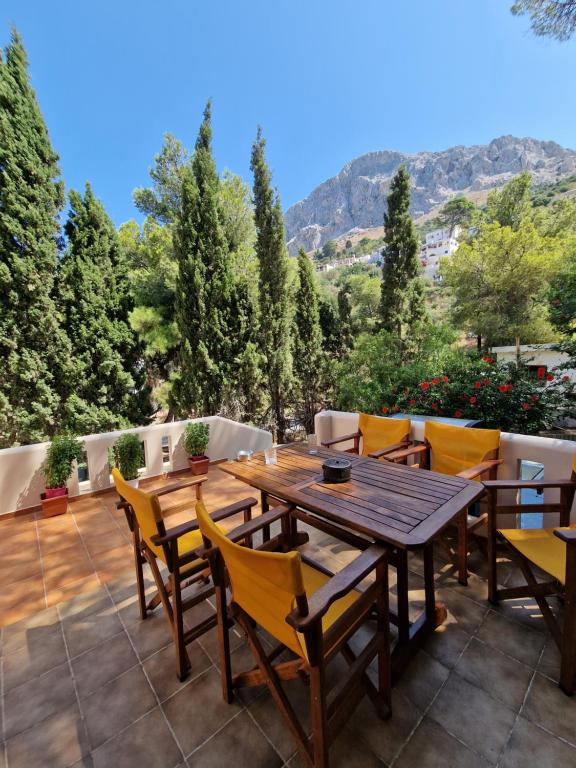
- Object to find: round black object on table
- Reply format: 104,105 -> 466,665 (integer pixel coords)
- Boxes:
322,457 -> 352,483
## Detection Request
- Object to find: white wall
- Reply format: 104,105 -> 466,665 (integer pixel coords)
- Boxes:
0,417 -> 272,518
315,410 -> 576,524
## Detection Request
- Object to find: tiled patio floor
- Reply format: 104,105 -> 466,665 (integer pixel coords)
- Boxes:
1,468 -> 576,767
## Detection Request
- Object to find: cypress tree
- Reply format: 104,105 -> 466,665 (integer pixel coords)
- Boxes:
0,29 -> 70,447
293,249 -> 325,434
58,184 -> 152,433
379,166 -> 426,339
173,101 -> 235,416
251,128 -> 292,441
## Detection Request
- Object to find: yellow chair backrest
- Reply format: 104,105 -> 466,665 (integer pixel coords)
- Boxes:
196,501 -> 308,659
112,468 -> 164,560
358,413 -> 411,457
425,422 -> 500,477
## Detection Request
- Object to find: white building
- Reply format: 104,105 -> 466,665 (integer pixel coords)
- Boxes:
420,225 -> 461,278
491,343 -> 576,383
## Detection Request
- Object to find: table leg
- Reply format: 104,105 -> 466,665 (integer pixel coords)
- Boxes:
391,543 -> 442,684
260,492 -> 271,543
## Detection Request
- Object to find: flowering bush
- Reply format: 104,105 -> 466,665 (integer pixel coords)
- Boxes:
383,357 -> 573,434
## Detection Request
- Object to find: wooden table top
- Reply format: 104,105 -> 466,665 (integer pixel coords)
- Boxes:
219,443 -> 484,549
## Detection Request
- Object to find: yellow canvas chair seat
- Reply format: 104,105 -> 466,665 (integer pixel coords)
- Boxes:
425,421 -> 501,478
196,500 -> 360,660
498,524 -> 576,585
358,413 -> 411,457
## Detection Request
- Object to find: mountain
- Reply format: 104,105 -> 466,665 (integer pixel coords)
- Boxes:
284,136 -> 576,254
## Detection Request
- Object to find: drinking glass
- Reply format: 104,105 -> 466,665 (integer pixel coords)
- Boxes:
264,446 -> 277,465
307,434 -> 318,455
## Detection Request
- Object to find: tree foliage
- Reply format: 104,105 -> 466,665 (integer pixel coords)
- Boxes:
58,184 -> 152,434
437,196 -> 476,233
251,127 -> 292,440
0,29 -> 70,447
379,166 -> 427,340
172,101 -> 237,417
511,0 -> 576,40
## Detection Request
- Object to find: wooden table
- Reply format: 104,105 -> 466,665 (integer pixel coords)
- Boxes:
220,443 -> 484,680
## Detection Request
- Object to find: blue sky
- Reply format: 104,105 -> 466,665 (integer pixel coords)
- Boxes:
1,0 -> 575,225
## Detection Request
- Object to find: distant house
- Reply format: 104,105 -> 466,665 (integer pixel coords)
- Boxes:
420,225 -> 461,278
491,343 -> 576,382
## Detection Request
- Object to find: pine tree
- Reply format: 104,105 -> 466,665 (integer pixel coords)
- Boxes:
0,29 -> 70,447
58,184 -> 152,433
251,128 -> 292,441
293,249 -> 325,433
173,101 -> 236,416
379,165 -> 426,339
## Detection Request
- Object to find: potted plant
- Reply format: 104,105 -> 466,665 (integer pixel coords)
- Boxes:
41,434 -> 84,517
109,433 -> 144,487
184,422 -> 210,475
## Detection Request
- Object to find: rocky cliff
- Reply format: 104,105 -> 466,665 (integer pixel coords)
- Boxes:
284,136 -> 576,254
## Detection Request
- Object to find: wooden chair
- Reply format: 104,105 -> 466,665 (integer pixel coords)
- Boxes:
485,455 -> 576,695
112,468 -> 257,680
385,421 -> 502,585
321,413 -> 411,460
196,500 -> 391,768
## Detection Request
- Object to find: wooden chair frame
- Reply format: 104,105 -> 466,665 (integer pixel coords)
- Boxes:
321,430 -> 410,459
384,439 -> 502,585
485,473 -> 576,695
117,477 -> 257,680
202,505 -> 392,768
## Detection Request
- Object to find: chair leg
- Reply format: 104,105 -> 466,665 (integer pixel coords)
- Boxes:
560,545 -> 576,696
487,490 -> 498,604
132,527 -> 148,620
214,555 -> 234,703
171,572 -> 190,682
376,559 -> 392,717
457,510 -> 468,586
310,663 -> 329,768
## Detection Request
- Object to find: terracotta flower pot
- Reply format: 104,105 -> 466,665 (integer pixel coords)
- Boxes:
41,487 -> 68,518
188,455 -> 210,476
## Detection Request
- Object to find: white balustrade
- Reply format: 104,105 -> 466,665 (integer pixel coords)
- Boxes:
0,416 -> 272,519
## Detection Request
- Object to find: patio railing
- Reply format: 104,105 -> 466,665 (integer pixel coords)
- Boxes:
0,416 -> 272,519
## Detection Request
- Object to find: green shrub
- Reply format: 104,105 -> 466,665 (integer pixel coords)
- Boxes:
184,422 -> 210,456
44,434 -> 84,489
109,433 -> 144,480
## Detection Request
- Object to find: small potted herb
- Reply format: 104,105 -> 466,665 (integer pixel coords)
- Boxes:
184,422 -> 210,475
109,433 -> 144,487
41,434 -> 84,517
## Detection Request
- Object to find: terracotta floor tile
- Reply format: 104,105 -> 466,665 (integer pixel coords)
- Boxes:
46,574 -> 102,608
38,530 -> 84,555
0,558 -> 43,587
0,575 -> 46,614
1,597 -> 48,628
82,528 -> 127,556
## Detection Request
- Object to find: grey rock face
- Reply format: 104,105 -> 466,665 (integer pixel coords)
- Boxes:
284,135 -> 576,254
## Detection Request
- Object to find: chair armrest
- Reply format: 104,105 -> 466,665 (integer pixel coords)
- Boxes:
151,497 -> 258,546
384,443 -> 428,463
457,459 -> 503,480
225,505 -> 292,544
484,479 -> 576,490
368,441 -> 411,459
286,544 -> 388,631
153,477 -> 206,497
321,432 -> 360,448
554,529 -> 576,544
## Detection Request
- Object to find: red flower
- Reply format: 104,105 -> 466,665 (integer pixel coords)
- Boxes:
420,381 -> 430,390
409,399 -> 416,406
392,405 -> 399,412
522,403 -> 530,411
469,396 -> 477,404
382,406 -> 389,414
537,367 -> 546,380
441,375 -> 449,382
531,394 -> 538,402
431,378 -> 439,385
431,402 -> 439,410
483,378 -> 490,385
454,410 -> 463,418
483,356 -> 494,364
474,381 -> 481,389
507,384 -> 513,392
546,374 -> 554,382
563,375 -> 571,382
498,385 -> 508,393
